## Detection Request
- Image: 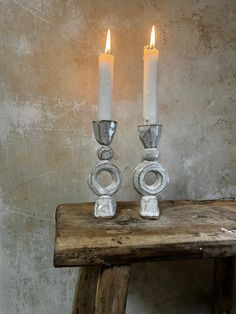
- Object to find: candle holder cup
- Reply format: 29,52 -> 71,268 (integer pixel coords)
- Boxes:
133,124 -> 169,218
88,120 -> 122,218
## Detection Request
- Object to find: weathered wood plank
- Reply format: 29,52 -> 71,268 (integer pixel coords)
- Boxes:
72,266 -> 101,314
54,200 -> 236,266
95,265 -> 130,314
213,257 -> 235,314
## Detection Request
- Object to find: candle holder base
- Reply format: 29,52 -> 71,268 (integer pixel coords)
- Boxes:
94,195 -> 116,218
140,195 -> 159,218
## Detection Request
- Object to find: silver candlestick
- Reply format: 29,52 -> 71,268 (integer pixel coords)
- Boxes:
133,124 -> 169,218
88,120 -> 122,218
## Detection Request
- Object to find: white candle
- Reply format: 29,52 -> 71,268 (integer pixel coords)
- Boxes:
143,25 -> 159,124
98,30 -> 114,120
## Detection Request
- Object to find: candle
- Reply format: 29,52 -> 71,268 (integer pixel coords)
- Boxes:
98,29 -> 114,120
143,25 -> 159,124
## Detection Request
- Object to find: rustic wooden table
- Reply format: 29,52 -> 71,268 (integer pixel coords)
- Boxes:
54,199 -> 236,314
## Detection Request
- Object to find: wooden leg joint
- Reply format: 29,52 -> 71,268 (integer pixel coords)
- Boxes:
213,257 -> 235,314
72,266 -> 101,314
73,265 -> 130,314
95,265 -> 130,314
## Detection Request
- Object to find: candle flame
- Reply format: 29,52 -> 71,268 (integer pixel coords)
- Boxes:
105,29 -> 111,54
150,25 -> 155,48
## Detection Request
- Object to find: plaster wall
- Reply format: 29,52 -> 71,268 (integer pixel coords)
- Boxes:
0,0 -> 235,313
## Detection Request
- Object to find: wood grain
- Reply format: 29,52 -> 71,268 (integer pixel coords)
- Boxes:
72,266 -> 101,314
54,200 -> 236,266
95,265 -> 130,314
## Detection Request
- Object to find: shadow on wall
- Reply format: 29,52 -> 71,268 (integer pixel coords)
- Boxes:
127,259 -> 213,314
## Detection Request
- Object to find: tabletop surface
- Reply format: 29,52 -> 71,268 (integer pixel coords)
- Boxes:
54,199 -> 236,267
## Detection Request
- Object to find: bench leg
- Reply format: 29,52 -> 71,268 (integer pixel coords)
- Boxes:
95,265 -> 130,314
72,266 -> 101,314
213,257 -> 235,314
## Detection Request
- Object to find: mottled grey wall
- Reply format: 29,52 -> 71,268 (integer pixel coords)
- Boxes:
0,0 -> 235,313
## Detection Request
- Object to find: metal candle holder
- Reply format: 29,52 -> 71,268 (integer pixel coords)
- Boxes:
88,120 -> 122,218
133,124 -> 169,218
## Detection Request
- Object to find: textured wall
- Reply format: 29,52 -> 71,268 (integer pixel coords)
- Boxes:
0,0 -> 235,313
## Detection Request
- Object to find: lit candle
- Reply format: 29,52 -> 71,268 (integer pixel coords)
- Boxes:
98,30 -> 114,120
143,25 -> 159,124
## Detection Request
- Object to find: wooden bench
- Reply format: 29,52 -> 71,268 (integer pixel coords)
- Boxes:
54,199 -> 236,314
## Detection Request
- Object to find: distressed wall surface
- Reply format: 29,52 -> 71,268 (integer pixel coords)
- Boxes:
0,0 -> 235,313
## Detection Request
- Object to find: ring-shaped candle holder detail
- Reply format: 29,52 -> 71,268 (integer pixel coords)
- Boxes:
133,161 -> 169,195
88,161 -> 122,196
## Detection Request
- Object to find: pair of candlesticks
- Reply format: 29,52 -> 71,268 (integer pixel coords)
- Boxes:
88,120 -> 169,219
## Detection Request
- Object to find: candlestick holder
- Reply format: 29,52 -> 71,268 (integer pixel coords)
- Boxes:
88,120 -> 122,218
133,124 -> 169,218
